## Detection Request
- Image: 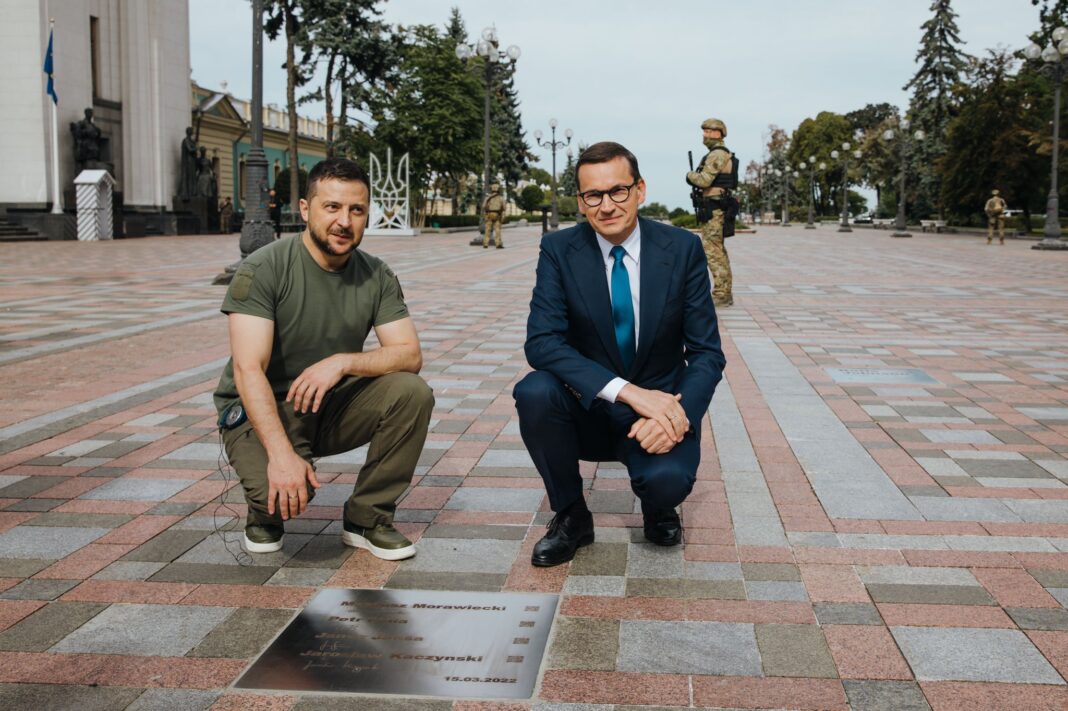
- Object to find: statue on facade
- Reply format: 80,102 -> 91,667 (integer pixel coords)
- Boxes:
70,108 -> 103,170
178,126 -> 198,200
195,146 -> 217,200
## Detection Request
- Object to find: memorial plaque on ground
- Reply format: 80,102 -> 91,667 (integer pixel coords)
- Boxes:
236,588 -> 558,699
825,367 -> 939,385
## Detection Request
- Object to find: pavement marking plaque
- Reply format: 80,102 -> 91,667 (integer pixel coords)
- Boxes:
236,588 -> 558,699
826,367 -> 939,385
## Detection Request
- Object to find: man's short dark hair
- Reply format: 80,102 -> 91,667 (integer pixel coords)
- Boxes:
574,141 -> 641,191
306,157 -> 370,199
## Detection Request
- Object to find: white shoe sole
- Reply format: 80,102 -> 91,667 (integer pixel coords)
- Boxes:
341,529 -> 416,561
243,533 -> 283,553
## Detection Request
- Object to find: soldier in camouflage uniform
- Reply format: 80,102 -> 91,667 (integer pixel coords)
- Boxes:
984,189 -> 1007,245
686,118 -> 737,307
482,183 -> 506,249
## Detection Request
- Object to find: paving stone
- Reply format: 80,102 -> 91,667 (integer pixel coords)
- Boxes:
477,449 -> 536,468
618,620 -> 761,675
626,578 -> 745,599
1006,607 -> 1068,631
746,580 -> 809,602
445,486 -> 545,511
813,603 -> 883,626
857,566 -> 978,586
386,570 -> 507,591
867,584 -> 995,606
958,460 -> 1056,479
0,525 -> 109,560
283,534 -> 353,568
52,602 -> 233,656
685,562 -> 744,580
742,562 -> 801,581
626,542 -> 684,578
0,683 -> 143,711
147,501 -> 203,516
891,626 -> 1064,683
292,697 -> 452,711
561,575 -> 627,597
149,562 -> 277,585
1030,569 -> 1068,588
548,616 -> 619,671
178,531 -> 312,566
188,607 -> 294,658
21,512 -> 132,528
421,523 -> 528,539
587,489 -> 637,513
0,601 -> 107,651
909,497 -> 1020,522
756,623 -> 837,678
843,680 -> 932,711
0,578 -> 79,600
570,542 -> 628,576
0,476 -> 67,498
121,529 -> 211,562
80,477 -> 196,501
266,567 -> 335,587
92,560 -> 168,581
1005,500 -> 1068,524
5,498 -> 65,512
126,689 -> 220,711
399,537 -> 520,574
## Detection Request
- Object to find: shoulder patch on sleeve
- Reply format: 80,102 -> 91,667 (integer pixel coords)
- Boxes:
230,263 -> 257,301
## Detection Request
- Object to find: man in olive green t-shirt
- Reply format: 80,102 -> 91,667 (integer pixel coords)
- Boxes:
214,157 -> 433,560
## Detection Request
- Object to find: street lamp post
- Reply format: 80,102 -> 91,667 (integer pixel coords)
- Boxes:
831,142 -> 862,233
882,119 -> 926,239
802,156 -> 823,229
456,27 -> 520,246
215,0 -> 273,284
1025,31 -> 1068,249
534,120 -> 572,231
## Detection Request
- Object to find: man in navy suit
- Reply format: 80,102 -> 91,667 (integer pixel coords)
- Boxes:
514,141 -> 726,567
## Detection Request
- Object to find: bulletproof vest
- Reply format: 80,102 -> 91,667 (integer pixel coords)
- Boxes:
708,147 -> 739,191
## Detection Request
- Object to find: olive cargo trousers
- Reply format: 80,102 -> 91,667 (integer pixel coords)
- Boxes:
222,372 -> 434,529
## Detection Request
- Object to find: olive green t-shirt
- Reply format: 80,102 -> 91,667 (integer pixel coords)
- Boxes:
213,234 -> 409,417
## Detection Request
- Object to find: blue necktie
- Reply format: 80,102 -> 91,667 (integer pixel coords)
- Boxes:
610,246 -> 636,372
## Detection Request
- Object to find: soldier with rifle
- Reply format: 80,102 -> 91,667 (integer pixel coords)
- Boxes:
686,118 -> 739,307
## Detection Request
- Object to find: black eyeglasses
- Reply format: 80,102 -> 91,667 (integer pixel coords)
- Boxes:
578,182 -> 637,207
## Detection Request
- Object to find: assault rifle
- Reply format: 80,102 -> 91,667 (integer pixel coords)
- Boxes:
687,151 -> 711,223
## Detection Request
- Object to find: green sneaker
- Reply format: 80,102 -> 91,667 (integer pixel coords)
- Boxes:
341,521 -> 416,561
243,524 -> 283,554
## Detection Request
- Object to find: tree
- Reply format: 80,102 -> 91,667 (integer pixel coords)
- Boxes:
295,0 -> 395,158
786,113 -> 850,216
638,202 -> 669,218
526,167 -> 553,187
490,72 -> 532,195
273,166 -> 308,208
558,153 -> 577,196
1032,0 -> 1068,38
941,50 -> 1049,226
904,0 -> 971,218
370,22 -> 483,226
517,184 -> 544,212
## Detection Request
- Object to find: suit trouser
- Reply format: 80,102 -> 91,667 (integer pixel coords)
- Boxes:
513,370 -> 699,513
222,372 -> 434,529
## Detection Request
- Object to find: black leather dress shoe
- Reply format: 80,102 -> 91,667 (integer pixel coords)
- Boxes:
643,507 -> 682,546
531,507 -> 594,567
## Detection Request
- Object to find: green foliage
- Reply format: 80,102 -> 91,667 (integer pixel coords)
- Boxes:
558,154 -> 578,196
941,50 -> 1050,223
786,112 -> 851,216
526,167 -> 553,186
669,207 -> 688,219
517,184 -> 545,212
555,195 -> 578,217
426,214 -> 480,228
273,166 -> 308,206
671,213 -> 698,228
639,202 -> 670,218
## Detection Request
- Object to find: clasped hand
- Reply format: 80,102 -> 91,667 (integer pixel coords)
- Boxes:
618,385 -> 689,454
286,354 -> 347,414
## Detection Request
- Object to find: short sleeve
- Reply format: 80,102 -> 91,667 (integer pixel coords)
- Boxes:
373,265 -> 410,326
221,260 -> 275,321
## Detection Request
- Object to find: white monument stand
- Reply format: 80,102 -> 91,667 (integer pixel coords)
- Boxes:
74,170 -> 115,241
366,149 -> 419,236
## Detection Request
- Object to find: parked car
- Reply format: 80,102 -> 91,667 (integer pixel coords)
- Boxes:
852,213 -> 873,224
1002,209 -> 1023,218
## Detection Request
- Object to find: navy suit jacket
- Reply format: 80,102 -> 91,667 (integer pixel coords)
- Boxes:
524,217 -> 726,429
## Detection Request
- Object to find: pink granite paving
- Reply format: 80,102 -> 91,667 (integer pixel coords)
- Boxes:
0,226 -> 1067,708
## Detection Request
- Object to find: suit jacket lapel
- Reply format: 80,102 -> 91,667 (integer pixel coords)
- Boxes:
568,224 -> 626,373
632,219 -> 676,376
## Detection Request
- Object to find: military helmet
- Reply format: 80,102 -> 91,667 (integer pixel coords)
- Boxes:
991,189 -> 1000,196
701,118 -> 727,137
491,182 -> 501,191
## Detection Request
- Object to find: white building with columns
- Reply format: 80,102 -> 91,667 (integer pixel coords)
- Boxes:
0,0 -> 190,237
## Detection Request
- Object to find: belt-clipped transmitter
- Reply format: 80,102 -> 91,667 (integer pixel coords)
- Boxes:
219,403 -> 247,430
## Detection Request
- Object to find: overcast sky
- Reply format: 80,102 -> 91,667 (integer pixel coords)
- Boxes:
190,0 -> 1039,210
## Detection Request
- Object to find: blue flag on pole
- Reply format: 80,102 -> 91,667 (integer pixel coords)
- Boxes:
43,28 -> 57,104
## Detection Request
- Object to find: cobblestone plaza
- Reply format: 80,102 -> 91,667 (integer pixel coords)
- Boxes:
1,226 -> 1068,710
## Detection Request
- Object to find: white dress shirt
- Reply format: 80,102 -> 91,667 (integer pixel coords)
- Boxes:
594,223 -> 641,403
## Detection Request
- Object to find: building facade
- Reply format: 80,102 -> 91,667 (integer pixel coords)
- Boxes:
1,0 -> 190,236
